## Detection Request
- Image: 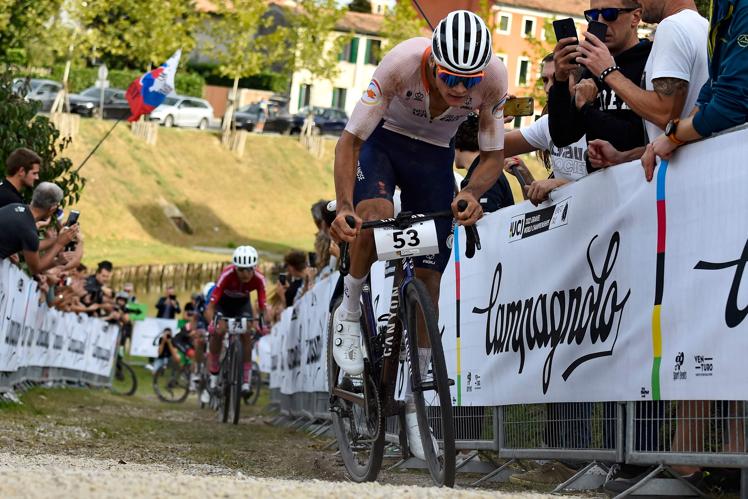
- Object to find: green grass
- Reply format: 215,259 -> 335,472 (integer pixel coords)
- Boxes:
65,122 -> 336,266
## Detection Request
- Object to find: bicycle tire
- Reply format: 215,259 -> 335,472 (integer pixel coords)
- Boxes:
110,360 -> 137,396
153,362 -> 190,403
247,361 -> 261,405
218,349 -> 230,423
227,339 -> 243,424
327,298 -> 385,482
404,279 -> 455,487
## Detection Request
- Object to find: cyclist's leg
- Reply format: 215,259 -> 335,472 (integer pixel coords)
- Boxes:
333,125 -> 396,375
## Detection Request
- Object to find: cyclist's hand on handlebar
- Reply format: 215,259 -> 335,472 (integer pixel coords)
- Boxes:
330,210 -> 361,243
452,191 -> 483,226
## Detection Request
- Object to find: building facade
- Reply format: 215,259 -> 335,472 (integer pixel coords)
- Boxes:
288,11 -> 384,116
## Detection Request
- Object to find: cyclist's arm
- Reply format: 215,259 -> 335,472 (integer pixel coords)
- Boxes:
333,131 -> 364,218
460,150 -> 505,201
204,301 -> 215,324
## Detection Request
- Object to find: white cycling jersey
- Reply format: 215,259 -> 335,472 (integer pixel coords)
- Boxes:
345,37 -> 509,150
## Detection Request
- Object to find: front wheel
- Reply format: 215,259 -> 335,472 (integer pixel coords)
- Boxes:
327,297 -> 385,482
226,340 -> 243,424
164,115 -> 174,127
153,361 -> 190,403
198,118 -> 208,130
404,279 -> 455,487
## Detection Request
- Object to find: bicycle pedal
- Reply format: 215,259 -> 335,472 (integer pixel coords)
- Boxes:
413,381 -> 437,392
447,378 -> 455,386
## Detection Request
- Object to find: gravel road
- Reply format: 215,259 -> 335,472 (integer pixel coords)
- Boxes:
0,452 -> 578,499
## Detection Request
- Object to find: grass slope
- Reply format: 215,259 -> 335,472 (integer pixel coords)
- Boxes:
65,121 -> 336,266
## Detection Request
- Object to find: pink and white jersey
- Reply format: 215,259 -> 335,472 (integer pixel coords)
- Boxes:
345,37 -> 509,150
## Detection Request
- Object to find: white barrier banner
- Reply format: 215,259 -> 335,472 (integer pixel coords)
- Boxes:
440,126 -> 748,405
131,318 -> 177,358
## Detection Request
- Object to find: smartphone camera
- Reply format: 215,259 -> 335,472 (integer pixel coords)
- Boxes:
278,273 -> 288,286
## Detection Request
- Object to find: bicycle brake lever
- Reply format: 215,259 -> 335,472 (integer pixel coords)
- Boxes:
339,215 -> 356,277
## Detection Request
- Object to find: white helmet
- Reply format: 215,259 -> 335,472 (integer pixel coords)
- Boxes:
432,10 -> 493,74
232,245 -> 258,269
202,282 -> 215,301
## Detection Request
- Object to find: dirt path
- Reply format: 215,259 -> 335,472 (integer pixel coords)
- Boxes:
0,384 -> 593,498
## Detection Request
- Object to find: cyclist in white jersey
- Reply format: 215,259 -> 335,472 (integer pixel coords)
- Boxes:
329,10 -> 509,460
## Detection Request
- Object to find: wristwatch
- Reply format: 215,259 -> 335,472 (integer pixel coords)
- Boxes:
665,119 -> 685,146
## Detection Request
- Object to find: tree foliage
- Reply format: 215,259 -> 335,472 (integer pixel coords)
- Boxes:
695,0 -> 711,18
380,0 -> 428,52
0,0 -> 67,65
0,69 -> 84,205
283,0 -> 350,82
77,0 -> 202,70
348,0 -> 371,13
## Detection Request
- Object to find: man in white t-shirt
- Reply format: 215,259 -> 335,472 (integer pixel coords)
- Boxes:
503,55 -> 589,205
578,0 -> 709,167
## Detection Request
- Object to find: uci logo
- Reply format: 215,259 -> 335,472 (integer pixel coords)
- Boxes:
738,34 -> 748,48
509,218 -> 524,240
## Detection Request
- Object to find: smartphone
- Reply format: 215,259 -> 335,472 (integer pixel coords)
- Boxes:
586,20 -> 608,42
278,273 -> 287,286
552,18 -> 578,43
503,97 -> 535,117
65,210 -> 80,227
308,252 -> 318,268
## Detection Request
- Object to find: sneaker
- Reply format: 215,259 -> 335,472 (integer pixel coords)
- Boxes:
510,461 -> 576,486
405,403 -> 439,461
209,374 -> 219,390
144,363 -> 154,372
332,307 -> 364,376
200,389 -> 210,404
189,374 -> 199,392
241,382 -> 252,395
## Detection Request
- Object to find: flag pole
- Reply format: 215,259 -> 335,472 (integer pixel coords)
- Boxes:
74,117 -> 123,174
411,0 -> 434,30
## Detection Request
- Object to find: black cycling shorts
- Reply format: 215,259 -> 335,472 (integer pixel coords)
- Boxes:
215,296 -> 254,319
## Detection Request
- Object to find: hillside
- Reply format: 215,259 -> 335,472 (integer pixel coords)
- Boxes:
65,121 -> 336,266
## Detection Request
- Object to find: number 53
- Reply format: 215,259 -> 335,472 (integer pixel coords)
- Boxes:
393,229 -> 420,249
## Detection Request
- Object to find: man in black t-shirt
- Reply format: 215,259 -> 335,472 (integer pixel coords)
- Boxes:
0,148 -> 42,208
0,182 -> 77,274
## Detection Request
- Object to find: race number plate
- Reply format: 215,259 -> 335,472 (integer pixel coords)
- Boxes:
373,220 -> 439,261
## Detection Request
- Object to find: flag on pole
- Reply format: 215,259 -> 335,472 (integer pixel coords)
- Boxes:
125,49 -> 181,122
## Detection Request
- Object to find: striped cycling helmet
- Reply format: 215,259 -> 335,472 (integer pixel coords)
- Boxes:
432,10 -> 493,75
232,245 -> 258,269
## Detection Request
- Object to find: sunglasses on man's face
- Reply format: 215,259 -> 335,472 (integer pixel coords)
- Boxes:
584,7 -> 637,22
435,66 -> 484,89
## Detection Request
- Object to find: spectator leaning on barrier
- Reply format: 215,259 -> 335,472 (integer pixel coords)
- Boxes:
0,148 -> 41,208
0,182 -> 77,275
155,285 -> 181,319
455,113 -> 514,212
280,250 -> 313,307
84,260 -> 113,316
584,0 -> 710,167
642,0 -> 748,178
548,0 -> 652,168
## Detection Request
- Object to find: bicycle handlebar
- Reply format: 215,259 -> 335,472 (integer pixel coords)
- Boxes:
339,200 -> 480,277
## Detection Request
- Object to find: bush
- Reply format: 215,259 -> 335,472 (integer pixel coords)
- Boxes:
188,62 -> 289,93
28,65 -> 205,97
0,68 -> 84,205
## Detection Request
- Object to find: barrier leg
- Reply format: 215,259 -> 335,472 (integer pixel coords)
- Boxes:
552,461 -> 609,493
741,468 -> 748,499
470,459 -> 517,486
455,450 -> 479,471
611,464 -> 705,498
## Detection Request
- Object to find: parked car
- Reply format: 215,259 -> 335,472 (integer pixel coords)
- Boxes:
12,78 -> 62,112
232,98 -> 288,131
149,95 -> 214,129
264,106 -> 348,136
68,87 -> 130,119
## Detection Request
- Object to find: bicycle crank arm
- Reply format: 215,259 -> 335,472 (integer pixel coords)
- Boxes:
331,387 -> 367,407
412,378 -> 455,392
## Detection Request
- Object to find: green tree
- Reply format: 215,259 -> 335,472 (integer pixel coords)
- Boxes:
0,0 -> 66,64
77,0 -> 201,69
380,0 -> 427,52
695,0 -> 711,18
283,0 -> 350,82
348,0 -> 371,13
0,70 -> 84,205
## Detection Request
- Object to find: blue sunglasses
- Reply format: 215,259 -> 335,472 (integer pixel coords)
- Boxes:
584,7 -> 637,22
436,66 -> 484,89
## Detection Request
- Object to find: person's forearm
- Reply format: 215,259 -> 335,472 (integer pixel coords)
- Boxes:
36,243 -> 65,273
503,130 -> 536,158
672,116 -> 702,142
39,238 -> 57,252
462,151 -> 504,199
605,72 -> 684,130
616,146 -> 647,164
334,133 -> 362,212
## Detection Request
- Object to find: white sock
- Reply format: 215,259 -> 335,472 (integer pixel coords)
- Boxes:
340,274 -> 365,319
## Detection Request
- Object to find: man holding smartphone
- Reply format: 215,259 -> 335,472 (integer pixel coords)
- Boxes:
581,0 -> 709,169
548,0 -> 652,164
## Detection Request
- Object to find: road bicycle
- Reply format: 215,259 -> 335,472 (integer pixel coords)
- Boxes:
209,313 -> 256,425
327,201 -> 480,487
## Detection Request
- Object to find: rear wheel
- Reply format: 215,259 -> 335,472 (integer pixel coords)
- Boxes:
405,279 -> 455,487
327,298 -> 385,482
110,358 -> 137,396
